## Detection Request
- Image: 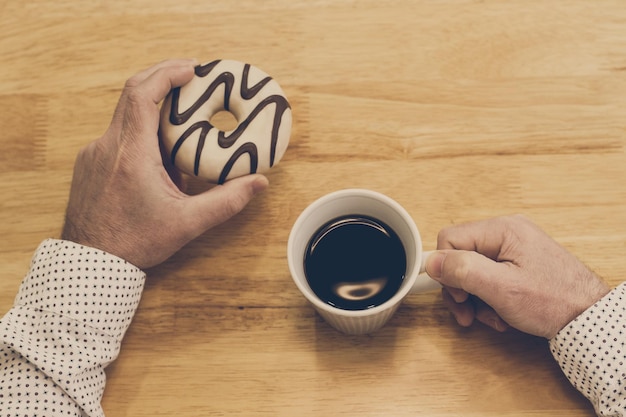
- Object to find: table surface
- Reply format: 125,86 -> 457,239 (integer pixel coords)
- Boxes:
2,0 -> 626,415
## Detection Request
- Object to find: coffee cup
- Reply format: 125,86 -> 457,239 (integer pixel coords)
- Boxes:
287,189 -> 441,335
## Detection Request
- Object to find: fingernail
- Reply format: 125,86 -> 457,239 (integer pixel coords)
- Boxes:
426,251 -> 446,278
493,317 -> 509,332
251,175 -> 269,194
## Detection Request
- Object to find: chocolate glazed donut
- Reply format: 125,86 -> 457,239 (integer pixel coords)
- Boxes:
159,59 -> 292,184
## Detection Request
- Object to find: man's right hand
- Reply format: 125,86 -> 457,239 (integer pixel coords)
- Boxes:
425,215 -> 610,339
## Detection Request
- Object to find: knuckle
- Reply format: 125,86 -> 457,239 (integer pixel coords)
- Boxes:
75,141 -> 98,166
436,225 -> 455,248
454,251 -> 475,282
75,142 -> 91,160
508,213 -> 530,224
124,74 -> 142,90
444,251 -> 474,284
121,76 -> 149,112
124,86 -> 144,107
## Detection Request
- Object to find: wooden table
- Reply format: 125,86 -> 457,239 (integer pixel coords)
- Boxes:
2,0 -> 625,415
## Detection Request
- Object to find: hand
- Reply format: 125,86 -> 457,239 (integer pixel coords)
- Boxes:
425,215 -> 610,339
61,59 -> 269,269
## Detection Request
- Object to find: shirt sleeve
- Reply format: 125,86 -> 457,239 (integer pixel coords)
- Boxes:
550,282 -> 626,417
0,239 -> 146,417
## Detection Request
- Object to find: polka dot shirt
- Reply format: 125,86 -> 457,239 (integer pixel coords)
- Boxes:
0,239 -> 145,417
550,282 -> 626,416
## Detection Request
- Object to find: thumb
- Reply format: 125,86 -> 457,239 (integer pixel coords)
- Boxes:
181,174 -> 269,236
426,249 -> 508,298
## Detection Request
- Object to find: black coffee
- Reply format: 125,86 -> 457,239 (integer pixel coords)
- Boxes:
303,215 -> 407,311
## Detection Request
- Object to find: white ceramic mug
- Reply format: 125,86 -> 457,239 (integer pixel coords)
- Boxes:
287,189 -> 441,335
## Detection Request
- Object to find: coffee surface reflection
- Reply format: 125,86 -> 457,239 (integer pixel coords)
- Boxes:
303,215 -> 406,310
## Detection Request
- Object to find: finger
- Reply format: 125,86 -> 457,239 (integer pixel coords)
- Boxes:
131,58 -> 199,88
444,285 -> 469,303
437,216 -> 523,261
473,297 -> 509,332
180,174 -> 269,239
111,59 -> 198,131
119,62 -> 196,150
426,249 -> 510,299
135,61 -> 197,106
442,288 -> 475,327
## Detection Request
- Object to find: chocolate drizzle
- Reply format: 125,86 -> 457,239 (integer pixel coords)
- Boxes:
240,64 -> 272,100
170,63 -> 234,124
167,59 -> 291,184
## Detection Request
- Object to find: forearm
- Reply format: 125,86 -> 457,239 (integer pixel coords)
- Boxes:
550,282 -> 626,416
0,239 -> 145,417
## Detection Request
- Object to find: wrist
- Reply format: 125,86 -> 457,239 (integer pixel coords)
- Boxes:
550,279 -> 611,339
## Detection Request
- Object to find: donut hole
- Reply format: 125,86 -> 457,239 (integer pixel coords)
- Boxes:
210,110 -> 238,132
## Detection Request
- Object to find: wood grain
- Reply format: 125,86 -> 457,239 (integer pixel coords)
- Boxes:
1,0 -> 625,415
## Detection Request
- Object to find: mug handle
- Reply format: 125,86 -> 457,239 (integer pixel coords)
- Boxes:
411,250 -> 443,293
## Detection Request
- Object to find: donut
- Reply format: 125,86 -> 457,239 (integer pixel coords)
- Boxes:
159,59 -> 292,184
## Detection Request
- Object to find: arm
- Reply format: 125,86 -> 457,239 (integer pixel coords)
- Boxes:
425,215 -> 623,416
550,283 -> 626,416
0,240 -> 145,417
0,59 -> 268,416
